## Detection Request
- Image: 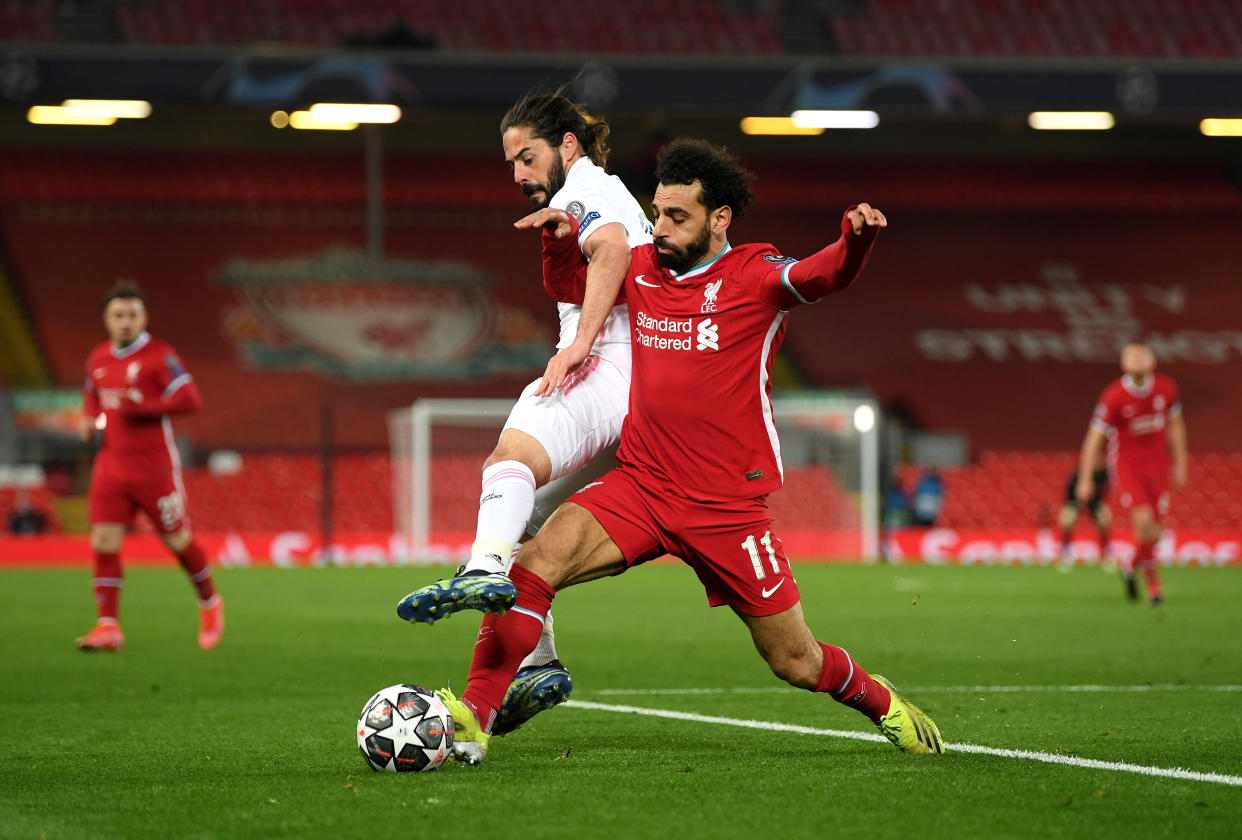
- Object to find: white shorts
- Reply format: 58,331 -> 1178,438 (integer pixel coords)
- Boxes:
503,352 -> 629,484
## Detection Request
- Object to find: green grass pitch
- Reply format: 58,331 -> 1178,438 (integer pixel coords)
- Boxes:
1,562 -> 1240,839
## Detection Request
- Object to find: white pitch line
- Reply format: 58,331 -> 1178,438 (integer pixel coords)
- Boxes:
563,700 -> 1242,789
592,684 -> 1242,696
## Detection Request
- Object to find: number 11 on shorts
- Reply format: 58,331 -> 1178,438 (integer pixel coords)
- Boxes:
742,531 -> 779,580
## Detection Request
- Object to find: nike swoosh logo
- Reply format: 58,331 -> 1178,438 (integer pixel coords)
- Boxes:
761,579 -> 785,599
634,274 -> 660,288
578,481 -> 604,491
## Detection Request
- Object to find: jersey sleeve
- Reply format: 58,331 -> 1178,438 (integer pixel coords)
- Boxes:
1090,389 -> 1118,434
756,208 -> 880,309
1167,378 -> 1182,417
158,350 -> 193,399
554,184 -> 629,253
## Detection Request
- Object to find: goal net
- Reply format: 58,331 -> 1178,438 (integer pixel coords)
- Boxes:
388,394 -> 880,564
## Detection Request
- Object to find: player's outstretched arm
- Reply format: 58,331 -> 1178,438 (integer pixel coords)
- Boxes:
784,203 -> 886,302
1075,426 -> 1106,505
1168,410 -> 1188,489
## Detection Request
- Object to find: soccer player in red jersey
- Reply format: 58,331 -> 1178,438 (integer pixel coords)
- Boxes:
77,282 -> 224,651
404,139 -> 943,763
1076,342 -> 1188,604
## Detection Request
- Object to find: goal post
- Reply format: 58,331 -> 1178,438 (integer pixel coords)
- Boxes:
388,393 -> 880,564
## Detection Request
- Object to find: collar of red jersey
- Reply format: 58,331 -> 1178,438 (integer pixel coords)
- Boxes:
1121,373 -> 1154,398
111,331 -> 151,359
670,242 -> 732,281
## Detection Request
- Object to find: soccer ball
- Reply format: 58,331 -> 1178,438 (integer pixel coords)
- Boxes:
357,684 -> 454,773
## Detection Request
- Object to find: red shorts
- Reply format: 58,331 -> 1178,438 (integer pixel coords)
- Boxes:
569,466 -> 800,617
88,457 -> 189,534
1113,459 -> 1169,518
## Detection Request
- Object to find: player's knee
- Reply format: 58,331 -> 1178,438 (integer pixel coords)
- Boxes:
91,525 -> 123,552
514,538 -> 564,589
1057,505 -> 1077,530
164,528 -> 192,554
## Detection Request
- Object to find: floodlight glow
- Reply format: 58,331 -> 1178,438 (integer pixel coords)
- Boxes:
288,110 -> 358,131
791,109 -> 880,129
1027,111 -> 1115,130
308,103 -> 401,124
1200,118 -> 1242,137
270,110 -> 290,129
61,99 -> 152,119
27,106 -> 116,126
739,117 -> 824,136
853,404 -> 876,434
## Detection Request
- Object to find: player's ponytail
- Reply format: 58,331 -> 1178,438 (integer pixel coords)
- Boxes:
501,91 -> 611,170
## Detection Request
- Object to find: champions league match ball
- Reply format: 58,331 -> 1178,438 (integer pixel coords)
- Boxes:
357,684 -> 455,773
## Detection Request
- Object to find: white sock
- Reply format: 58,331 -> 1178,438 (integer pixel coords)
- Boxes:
464,461 -> 536,575
518,610 -> 560,669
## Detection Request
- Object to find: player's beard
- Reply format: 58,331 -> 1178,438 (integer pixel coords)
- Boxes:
522,152 -> 567,211
654,220 -> 712,275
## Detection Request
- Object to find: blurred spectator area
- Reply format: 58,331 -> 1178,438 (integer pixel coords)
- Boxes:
0,465 -> 61,533
3,148 -> 1241,454
148,450 -> 1242,534
2,149 -> 1238,213
180,455 -> 855,535
897,452 -> 1242,532
831,0 -> 1242,58
5,0 -> 1241,57
6,449 -> 1238,535
1,0 -> 783,53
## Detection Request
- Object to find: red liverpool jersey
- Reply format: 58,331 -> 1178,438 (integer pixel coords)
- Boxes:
617,216 -> 875,503
83,332 -> 199,467
1090,373 -> 1180,469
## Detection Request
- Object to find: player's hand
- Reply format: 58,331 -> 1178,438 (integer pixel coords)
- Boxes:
1075,476 -> 1094,506
535,343 -> 590,397
78,415 -> 97,441
847,203 -> 887,235
515,208 -> 574,239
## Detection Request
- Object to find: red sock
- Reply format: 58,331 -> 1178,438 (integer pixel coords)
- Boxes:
816,643 -> 892,723
93,551 -> 123,622
461,564 -> 555,732
175,540 -> 216,602
1098,531 -> 1109,559
1136,541 -> 1161,596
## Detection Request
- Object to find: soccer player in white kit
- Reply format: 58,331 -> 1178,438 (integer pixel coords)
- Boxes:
398,94 -> 652,739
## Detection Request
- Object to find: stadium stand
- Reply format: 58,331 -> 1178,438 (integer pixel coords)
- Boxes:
177,454 -> 858,535
8,0 -> 1242,57
3,0 -> 783,54
0,485 -> 60,533
184,452 -> 391,532
829,0 -> 1242,58
898,452 -> 1242,531
3,148 -> 1241,455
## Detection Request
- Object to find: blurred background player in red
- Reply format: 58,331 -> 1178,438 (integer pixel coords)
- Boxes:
77,281 -> 224,651
1057,459 -> 1111,571
1076,342 -> 1188,604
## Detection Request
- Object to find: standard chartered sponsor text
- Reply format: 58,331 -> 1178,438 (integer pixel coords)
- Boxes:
635,310 -> 695,351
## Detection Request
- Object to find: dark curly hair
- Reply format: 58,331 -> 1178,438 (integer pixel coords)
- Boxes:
500,92 -> 611,169
654,138 -> 755,217
101,279 -> 145,312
